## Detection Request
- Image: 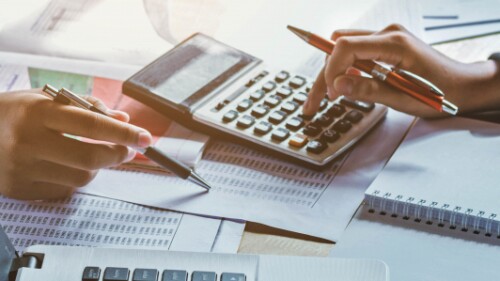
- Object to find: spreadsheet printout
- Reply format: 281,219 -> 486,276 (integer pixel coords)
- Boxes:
82,109 -> 415,241
0,193 -> 223,252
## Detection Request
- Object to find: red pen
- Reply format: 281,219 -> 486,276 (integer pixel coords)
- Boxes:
287,25 -> 458,115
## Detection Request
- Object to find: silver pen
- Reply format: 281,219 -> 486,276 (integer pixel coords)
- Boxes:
43,84 -> 212,191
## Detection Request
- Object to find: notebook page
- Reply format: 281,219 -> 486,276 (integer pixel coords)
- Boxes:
366,117 -> 500,227
330,206 -> 500,281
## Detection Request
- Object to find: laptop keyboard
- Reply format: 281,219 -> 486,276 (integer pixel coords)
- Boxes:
83,267 -> 246,281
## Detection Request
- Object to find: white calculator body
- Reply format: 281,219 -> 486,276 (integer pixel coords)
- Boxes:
123,33 -> 387,168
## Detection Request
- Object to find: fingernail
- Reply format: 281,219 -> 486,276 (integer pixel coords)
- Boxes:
327,85 -> 334,98
138,131 -> 152,147
334,77 -> 353,96
125,147 -> 136,162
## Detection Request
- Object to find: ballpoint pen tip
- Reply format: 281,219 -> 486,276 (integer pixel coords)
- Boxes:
286,25 -> 309,42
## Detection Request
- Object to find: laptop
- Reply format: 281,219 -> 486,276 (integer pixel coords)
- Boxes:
1,225 -> 388,281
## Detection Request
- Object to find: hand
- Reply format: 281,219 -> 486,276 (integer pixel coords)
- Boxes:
303,24 -> 500,118
0,89 -> 153,200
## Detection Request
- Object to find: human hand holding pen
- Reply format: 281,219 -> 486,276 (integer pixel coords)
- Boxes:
0,89 -> 152,200
303,24 -> 500,118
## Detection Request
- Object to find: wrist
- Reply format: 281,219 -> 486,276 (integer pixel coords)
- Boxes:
454,59 -> 500,114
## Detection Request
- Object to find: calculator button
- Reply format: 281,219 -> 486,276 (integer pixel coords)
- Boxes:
249,90 -> 265,101
214,102 -> 225,111
320,129 -> 340,143
221,273 -> 246,281
344,110 -> 364,123
264,95 -> 282,108
262,81 -> 277,93
254,121 -> 273,135
83,267 -> 101,281
268,110 -> 287,124
286,116 -> 304,131
289,76 -> 306,89
237,99 -> 253,112
133,269 -> 158,281
317,114 -> 334,127
162,270 -> 187,281
280,101 -> 299,114
307,140 -> 328,154
104,268 -> 129,281
251,105 -> 269,118
272,127 -> 290,142
222,110 -> 239,123
326,104 -> 346,117
319,99 -> 328,111
332,119 -> 352,133
310,119 -> 323,128
293,92 -> 308,104
237,115 -> 255,129
298,112 -> 315,121
305,82 -> 314,92
276,86 -> 293,98
275,70 -> 290,83
192,272 -> 216,281
340,97 -> 375,112
288,133 -> 308,148
303,124 -> 322,137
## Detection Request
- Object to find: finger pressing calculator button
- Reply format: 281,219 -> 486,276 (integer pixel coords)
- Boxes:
303,124 -> 322,137
298,112 -> 315,121
268,110 -> 287,124
262,81 -> 277,93
306,140 -> 328,154
237,99 -> 253,112
321,129 -> 340,143
317,114 -> 334,127
286,116 -> 304,131
222,110 -> 239,123
326,104 -> 346,117
254,121 -> 273,135
288,133 -> 308,148
250,90 -> 265,101
332,119 -> 352,133
251,105 -> 269,118
340,97 -> 375,112
280,101 -> 299,114
272,127 -> 290,142
289,76 -> 306,89
264,95 -> 282,108
344,110 -> 364,123
237,115 -> 255,129
275,70 -> 290,83
276,86 -> 293,98
293,92 -> 308,104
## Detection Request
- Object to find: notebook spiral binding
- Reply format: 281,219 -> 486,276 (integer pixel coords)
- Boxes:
366,190 -> 500,239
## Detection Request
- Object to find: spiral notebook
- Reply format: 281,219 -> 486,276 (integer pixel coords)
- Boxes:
364,116 -> 500,238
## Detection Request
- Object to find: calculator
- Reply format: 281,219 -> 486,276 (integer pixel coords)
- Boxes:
123,33 -> 387,168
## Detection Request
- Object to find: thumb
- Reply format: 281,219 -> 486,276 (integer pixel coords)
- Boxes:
84,96 -> 130,122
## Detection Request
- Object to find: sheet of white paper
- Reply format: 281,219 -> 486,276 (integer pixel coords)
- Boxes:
81,109 -> 415,241
330,207 -> 500,281
420,0 -> 500,44
0,193 -> 222,253
0,0 -> 172,66
211,219 -> 246,254
0,64 -> 30,91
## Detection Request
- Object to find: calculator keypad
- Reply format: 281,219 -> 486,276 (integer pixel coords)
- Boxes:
197,68 -> 387,166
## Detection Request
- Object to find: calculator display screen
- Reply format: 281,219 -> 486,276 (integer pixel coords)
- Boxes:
132,34 -> 257,106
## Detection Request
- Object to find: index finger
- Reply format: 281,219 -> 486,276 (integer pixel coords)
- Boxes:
42,103 -> 152,147
331,29 -> 374,41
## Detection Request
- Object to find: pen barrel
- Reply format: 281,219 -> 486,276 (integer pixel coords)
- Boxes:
142,147 -> 191,179
385,71 -> 443,112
